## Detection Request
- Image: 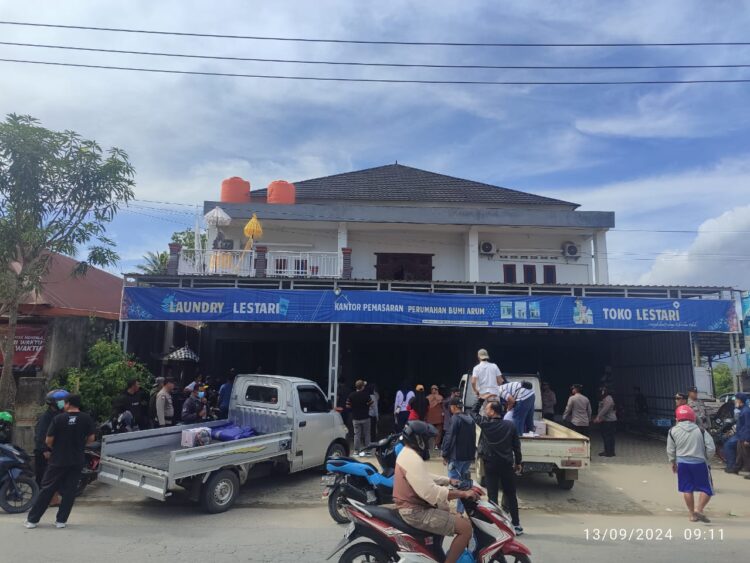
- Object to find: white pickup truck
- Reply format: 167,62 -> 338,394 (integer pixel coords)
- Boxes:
460,374 -> 590,489
99,375 -> 348,512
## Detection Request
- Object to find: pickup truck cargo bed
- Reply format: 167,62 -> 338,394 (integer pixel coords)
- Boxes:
109,444 -> 186,472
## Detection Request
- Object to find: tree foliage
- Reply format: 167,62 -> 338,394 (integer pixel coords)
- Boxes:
136,251 -> 168,275
51,340 -> 151,422
171,228 -> 207,251
0,114 -> 134,410
712,363 -> 734,396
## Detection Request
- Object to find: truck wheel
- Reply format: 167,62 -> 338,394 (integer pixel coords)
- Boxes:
327,486 -> 350,524
200,470 -> 239,513
555,470 -> 575,490
326,442 -> 347,460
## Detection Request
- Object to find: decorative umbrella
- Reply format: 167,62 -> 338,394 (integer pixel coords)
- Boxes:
242,213 -> 263,251
204,206 -> 231,227
164,346 -> 200,362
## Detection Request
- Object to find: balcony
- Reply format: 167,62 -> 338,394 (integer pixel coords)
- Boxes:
176,248 -> 341,278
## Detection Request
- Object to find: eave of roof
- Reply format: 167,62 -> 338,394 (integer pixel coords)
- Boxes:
204,201 -> 615,229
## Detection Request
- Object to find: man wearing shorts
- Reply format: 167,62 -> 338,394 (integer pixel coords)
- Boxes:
394,421 -> 479,563
667,405 -> 716,523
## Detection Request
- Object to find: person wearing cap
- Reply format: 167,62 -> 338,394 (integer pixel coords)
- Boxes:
674,392 -> 688,408
667,404 -> 716,522
563,384 -> 592,437
728,392 -> 750,476
541,382 -> 557,421
687,387 -> 708,430
441,397 -> 476,514
471,349 -> 504,400
346,380 -> 373,454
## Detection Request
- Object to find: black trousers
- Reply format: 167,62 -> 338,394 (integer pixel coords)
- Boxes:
27,464 -> 82,524
600,421 -> 616,455
483,458 -> 520,527
34,452 -> 48,486
571,424 -> 590,437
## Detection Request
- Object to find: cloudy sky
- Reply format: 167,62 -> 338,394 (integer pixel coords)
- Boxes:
1,0 -> 749,287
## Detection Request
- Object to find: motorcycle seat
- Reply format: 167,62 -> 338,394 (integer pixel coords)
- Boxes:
365,504 -> 441,540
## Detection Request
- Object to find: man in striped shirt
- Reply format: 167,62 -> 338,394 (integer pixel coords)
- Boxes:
499,380 -> 536,436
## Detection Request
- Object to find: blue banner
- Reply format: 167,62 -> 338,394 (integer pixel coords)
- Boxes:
121,287 -> 738,333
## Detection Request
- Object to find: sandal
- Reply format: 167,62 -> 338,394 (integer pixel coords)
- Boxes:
695,513 -> 711,523
689,514 -> 699,522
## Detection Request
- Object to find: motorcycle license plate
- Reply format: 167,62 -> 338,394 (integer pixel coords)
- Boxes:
321,474 -> 337,486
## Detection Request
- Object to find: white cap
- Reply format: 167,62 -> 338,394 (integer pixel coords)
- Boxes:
477,349 -> 489,360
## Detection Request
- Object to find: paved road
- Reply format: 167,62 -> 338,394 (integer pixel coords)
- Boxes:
1,503 -> 746,562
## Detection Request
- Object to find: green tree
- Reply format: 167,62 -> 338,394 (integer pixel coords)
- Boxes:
52,340 -> 151,422
712,363 -> 734,396
136,250 -> 168,275
0,114 -> 134,410
171,228 -> 207,251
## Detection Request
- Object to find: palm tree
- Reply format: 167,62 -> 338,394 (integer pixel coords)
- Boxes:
136,251 -> 169,275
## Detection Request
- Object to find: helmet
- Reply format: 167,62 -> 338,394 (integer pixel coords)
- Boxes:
675,405 -> 696,422
401,421 -> 437,460
0,411 -> 13,424
45,389 -> 70,408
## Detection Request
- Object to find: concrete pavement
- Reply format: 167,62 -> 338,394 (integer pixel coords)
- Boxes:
3,433 -> 747,561
1,503 -> 746,562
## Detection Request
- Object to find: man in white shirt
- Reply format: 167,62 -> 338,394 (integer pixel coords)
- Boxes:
471,349 -> 504,400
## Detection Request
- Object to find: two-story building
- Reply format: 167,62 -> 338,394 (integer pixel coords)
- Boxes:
123,164 -> 740,426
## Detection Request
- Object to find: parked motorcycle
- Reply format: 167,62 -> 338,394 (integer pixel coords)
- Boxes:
710,401 -> 736,463
328,483 -> 532,563
322,433 -> 403,524
75,441 -> 101,496
0,442 -> 39,514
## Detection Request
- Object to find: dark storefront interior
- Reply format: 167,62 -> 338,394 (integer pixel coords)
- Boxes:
187,323 -> 695,423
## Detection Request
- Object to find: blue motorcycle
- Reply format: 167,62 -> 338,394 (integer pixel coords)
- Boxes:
0,442 -> 39,514
322,433 -> 403,523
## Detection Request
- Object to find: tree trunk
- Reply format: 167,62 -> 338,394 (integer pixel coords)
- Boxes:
0,299 -> 19,411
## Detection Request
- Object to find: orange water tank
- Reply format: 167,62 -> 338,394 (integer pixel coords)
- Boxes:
220,177 -> 251,203
267,180 -> 296,204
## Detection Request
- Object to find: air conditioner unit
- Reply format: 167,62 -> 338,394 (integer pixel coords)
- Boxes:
562,241 -> 581,259
479,241 -> 496,254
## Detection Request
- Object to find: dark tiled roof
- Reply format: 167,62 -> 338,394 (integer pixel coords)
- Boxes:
253,164 -> 577,207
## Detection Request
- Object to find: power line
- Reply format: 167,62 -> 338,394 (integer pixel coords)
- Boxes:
1,21 -> 749,48
3,41 -> 750,71
5,57 -> 750,85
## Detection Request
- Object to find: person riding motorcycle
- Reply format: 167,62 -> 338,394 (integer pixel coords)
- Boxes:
394,421 -> 479,563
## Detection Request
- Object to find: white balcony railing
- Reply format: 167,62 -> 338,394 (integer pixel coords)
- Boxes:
177,249 -> 340,278
178,249 -> 256,276
267,251 -> 340,278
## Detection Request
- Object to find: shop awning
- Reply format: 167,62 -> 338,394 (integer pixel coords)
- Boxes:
121,287 -> 739,334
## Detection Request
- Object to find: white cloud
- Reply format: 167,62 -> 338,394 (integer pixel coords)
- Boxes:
639,205 -> 750,288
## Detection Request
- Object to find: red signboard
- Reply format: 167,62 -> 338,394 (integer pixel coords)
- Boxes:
0,325 -> 47,370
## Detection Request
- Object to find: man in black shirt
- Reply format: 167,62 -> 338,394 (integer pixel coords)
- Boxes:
346,380 -> 373,454
470,398 -> 524,535
112,378 -> 149,430
26,394 -> 96,529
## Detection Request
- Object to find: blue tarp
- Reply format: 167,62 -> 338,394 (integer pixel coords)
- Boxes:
121,287 -> 738,333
